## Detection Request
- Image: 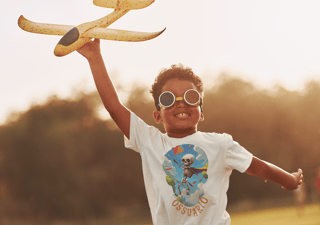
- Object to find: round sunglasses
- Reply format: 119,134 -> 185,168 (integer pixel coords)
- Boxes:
158,89 -> 201,109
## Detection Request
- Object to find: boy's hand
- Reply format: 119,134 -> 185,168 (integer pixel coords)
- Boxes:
282,168 -> 303,190
77,38 -> 101,61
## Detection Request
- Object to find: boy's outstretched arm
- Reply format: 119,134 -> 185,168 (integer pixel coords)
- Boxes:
245,156 -> 303,190
77,39 -> 130,139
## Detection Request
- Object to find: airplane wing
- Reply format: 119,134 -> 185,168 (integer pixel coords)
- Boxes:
18,15 -> 73,36
93,0 -> 154,10
82,27 -> 166,42
18,15 -> 165,42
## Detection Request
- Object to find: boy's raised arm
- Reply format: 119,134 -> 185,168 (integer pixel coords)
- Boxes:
77,39 -> 130,139
245,156 -> 303,190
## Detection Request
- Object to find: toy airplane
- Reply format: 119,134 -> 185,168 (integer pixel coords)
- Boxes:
18,0 -> 165,57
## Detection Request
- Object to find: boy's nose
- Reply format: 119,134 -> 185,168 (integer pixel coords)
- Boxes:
176,99 -> 187,108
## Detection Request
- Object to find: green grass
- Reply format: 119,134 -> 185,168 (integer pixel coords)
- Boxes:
230,204 -> 320,225
2,204 -> 319,225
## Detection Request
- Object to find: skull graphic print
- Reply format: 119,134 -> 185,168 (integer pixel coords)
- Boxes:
163,144 -> 209,207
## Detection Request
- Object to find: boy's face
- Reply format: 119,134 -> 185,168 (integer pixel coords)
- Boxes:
153,78 -> 204,138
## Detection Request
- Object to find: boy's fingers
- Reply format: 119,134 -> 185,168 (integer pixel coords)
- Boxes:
297,168 -> 303,177
299,180 -> 303,184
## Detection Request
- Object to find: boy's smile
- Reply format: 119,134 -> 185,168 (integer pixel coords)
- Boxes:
153,78 -> 204,138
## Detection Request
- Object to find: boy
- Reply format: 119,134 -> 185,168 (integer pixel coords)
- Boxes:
77,39 -> 303,225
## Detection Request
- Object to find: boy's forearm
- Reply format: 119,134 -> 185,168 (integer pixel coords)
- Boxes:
87,54 -> 121,111
246,157 -> 296,190
261,161 -> 295,189
86,53 -> 130,138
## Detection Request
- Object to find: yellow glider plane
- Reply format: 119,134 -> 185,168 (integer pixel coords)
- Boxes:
18,0 -> 165,57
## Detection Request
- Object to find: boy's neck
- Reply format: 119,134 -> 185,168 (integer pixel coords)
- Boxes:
166,129 -> 197,138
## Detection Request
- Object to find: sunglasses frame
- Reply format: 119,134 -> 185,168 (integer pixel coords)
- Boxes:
158,89 -> 201,109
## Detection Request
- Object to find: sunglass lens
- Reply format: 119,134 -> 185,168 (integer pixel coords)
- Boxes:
185,90 -> 200,105
159,92 -> 175,107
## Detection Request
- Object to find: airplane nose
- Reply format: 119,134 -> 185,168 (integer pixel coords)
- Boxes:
58,27 -> 80,46
54,36 -> 91,57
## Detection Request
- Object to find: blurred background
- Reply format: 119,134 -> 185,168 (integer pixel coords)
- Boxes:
2,0 -> 320,224
1,76 -> 320,225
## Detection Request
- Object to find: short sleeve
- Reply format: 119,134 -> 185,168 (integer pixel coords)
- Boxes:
124,112 -> 158,153
224,133 -> 253,173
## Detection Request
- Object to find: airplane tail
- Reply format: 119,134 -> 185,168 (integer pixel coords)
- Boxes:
93,0 -> 154,10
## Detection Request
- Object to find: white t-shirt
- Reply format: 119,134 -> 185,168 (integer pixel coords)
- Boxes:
125,112 -> 253,225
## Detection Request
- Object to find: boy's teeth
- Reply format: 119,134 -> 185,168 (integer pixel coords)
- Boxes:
176,113 -> 188,117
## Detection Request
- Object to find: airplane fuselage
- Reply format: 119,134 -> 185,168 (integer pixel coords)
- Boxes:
54,9 -> 129,56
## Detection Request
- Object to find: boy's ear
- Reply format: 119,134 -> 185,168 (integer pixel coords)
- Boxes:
200,112 -> 204,121
153,110 -> 163,124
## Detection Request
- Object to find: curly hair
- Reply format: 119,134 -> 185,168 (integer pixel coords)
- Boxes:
150,64 -> 204,111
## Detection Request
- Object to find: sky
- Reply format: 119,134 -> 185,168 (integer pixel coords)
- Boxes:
2,0 -> 320,124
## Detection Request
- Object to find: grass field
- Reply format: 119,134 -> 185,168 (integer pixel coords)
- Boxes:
3,204 -> 320,225
230,204 -> 320,225
102,204 -> 320,225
